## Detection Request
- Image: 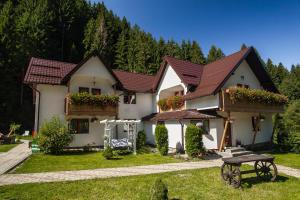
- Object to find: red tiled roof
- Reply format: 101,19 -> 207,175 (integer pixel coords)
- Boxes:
24,57 -> 156,92
24,57 -> 76,85
153,56 -> 203,90
112,70 -> 155,92
24,47 -> 277,97
185,48 -> 251,100
142,109 -> 216,121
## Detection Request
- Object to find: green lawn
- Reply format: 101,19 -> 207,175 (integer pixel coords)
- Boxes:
0,144 -> 18,152
16,135 -> 33,141
269,152 -> 300,169
13,152 -> 182,173
1,167 -> 300,200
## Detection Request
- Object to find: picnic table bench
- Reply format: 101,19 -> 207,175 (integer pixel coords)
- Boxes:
221,154 -> 278,188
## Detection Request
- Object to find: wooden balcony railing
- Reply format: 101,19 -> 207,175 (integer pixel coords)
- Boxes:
219,89 -> 284,113
65,96 -> 118,116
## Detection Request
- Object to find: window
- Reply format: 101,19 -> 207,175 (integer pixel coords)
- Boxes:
124,92 -> 136,104
191,120 -> 210,134
237,83 -> 249,89
92,88 -> 101,95
79,87 -> 89,93
70,119 -> 89,134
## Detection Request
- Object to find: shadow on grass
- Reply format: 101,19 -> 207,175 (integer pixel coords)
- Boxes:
241,175 -> 289,188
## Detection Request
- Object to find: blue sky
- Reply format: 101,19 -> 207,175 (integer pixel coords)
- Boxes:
94,0 -> 300,69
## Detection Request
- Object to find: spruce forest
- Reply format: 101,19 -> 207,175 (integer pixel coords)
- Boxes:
0,0 -> 299,149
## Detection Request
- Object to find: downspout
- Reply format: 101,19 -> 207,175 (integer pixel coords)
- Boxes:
178,119 -> 184,150
29,85 -> 41,134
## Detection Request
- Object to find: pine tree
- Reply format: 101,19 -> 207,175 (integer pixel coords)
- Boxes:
207,45 -> 224,63
190,41 -> 206,65
180,40 -> 192,60
240,43 -> 247,50
114,29 -> 128,70
165,39 -> 181,58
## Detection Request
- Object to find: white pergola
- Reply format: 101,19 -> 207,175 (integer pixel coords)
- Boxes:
100,119 -> 141,154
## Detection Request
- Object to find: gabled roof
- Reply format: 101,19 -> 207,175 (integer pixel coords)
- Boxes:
24,47 -> 278,97
24,57 -> 76,85
142,109 -> 216,121
153,56 -> 203,90
184,47 -> 278,100
112,70 -> 155,92
24,55 -> 156,93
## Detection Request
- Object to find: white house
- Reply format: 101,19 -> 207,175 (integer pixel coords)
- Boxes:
24,47 -> 284,150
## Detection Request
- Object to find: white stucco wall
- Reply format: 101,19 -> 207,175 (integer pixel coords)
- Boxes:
118,93 -> 153,120
230,112 -> 273,146
223,60 -> 262,89
69,56 -> 117,94
186,94 -> 219,110
69,115 -> 115,147
202,118 -> 224,149
37,84 -> 68,129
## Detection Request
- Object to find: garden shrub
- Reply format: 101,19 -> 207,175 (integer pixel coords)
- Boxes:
150,178 -> 168,200
155,125 -> 168,156
103,146 -> 114,159
283,100 -> 300,153
113,149 -> 132,156
38,116 -> 73,154
137,130 -> 146,149
185,124 -> 204,157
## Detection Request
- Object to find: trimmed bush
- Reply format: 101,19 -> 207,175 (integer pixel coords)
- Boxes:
137,130 -> 146,150
103,146 -> 114,159
155,125 -> 168,156
185,124 -> 204,157
150,178 -> 168,200
38,116 -> 73,154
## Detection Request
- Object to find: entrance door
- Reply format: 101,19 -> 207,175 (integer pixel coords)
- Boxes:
224,121 -> 232,147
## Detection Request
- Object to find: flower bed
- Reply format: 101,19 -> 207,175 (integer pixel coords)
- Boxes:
227,87 -> 288,105
69,93 -> 119,106
157,96 -> 184,111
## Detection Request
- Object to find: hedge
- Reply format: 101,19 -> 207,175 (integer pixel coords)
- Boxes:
185,124 -> 204,157
69,92 -> 119,106
155,125 -> 168,155
227,87 -> 288,105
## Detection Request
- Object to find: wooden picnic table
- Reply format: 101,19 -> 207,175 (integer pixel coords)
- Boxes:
221,154 -> 278,188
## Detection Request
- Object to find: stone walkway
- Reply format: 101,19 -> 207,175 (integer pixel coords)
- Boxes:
0,140 -> 31,175
0,160 -> 223,186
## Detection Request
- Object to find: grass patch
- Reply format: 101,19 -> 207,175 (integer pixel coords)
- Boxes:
16,135 -> 33,141
1,167 -> 300,200
269,152 -> 300,169
13,152 -> 182,173
0,144 -> 18,152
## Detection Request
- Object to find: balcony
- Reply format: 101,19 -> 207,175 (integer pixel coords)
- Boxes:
219,87 -> 287,113
157,95 -> 185,113
65,93 -> 118,116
